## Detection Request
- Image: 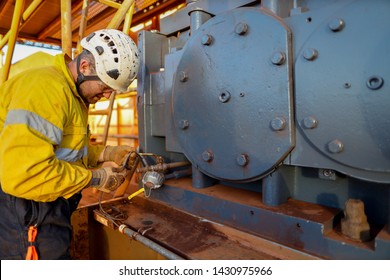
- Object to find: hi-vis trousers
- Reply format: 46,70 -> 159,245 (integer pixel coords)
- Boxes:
0,186 -> 81,260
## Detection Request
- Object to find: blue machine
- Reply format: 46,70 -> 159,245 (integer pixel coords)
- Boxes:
136,0 -> 390,259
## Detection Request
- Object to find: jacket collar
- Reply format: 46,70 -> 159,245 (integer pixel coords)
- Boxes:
53,53 -> 88,110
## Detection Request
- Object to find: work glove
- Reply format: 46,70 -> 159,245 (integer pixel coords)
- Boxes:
90,167 -> 127,193
100,145 -> 135,166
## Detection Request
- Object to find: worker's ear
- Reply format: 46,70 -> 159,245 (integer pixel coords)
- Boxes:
79,58 -> 91,74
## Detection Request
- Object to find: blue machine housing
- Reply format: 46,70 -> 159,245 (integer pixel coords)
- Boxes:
137,0 -> 390,259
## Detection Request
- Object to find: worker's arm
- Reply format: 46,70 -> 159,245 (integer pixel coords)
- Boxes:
0,68 -> 91,202
87,142 -> 136,170
87,142 -> 105,167
98,145 -> 135,166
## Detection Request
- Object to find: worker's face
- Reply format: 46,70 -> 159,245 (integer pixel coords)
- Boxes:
77,59 -> 115,104
79,79 -> 114,104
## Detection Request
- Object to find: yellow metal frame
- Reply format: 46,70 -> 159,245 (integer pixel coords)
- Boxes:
0,0 -> 45,50
0,0 -> 136,83
0,35 -> 3,69
61,0 -> 73,57
107,0 -> 135,30
0,0 -> 25,84
75,0 -> 90,55
0,0 -> 48,84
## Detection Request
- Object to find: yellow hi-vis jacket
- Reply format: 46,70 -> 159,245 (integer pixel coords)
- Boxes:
0,53 -> 103,202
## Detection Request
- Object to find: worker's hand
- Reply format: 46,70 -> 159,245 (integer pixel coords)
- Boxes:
100,145 -> 135,166
90,167 -> 127,193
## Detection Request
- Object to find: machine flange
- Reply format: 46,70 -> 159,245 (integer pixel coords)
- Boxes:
172,8 -> 294,182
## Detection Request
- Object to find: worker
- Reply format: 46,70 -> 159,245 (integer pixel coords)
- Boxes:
0,29 -> 140,259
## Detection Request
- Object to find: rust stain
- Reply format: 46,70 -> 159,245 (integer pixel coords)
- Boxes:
98,197 -> 281,259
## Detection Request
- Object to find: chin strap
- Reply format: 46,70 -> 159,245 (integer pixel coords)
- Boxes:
76,55 -> 102,105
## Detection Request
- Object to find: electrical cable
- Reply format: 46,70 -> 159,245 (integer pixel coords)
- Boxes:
97,192 -> 127,227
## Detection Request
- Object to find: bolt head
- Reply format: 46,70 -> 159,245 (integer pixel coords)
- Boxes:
271,52 -> 286,65
235,22 -> 248,35
179,119 -> 189,129
179,71 -> 188,82
303,116 -> 318,129
303,48 -> 318,61
329,18 -> 345,32
201,34 -> 213,45
271,117 -> 286,131
202,151 -> 213,162
328,139 -> 344,153
236,154 -> 249,166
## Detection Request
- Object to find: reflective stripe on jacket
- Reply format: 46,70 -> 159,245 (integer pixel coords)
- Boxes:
0,53 -> 97,202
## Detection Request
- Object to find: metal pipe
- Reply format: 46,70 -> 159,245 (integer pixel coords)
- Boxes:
118,224 -> 185,260
1,0 -> 25,85
187,0 -> 212,33
98,0 -> 121,9
189,10 -> 212,32
76,0 -> 90,55
165,167 -> 192,180
0,35 -> 3,68
261,0 -> 294,18
107,0 -> 135,29
22,0 -> 44,20
61,0 -> 73,57
388,188 -> 390,233
122,2 -> 135,34
137,161 -> 191,173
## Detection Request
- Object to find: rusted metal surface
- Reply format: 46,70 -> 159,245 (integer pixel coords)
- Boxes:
73,177 -> 390,259
152,178 -> 341,250
87,193 -> 320,259
70,207 -> 90,260
147,178 -> 390,259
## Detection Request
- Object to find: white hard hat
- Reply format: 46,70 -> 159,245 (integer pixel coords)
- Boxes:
81,29 -> 140,92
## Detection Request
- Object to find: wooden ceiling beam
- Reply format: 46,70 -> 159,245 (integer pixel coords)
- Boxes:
131,0 -> 186,27
0,0 -> 46,49
84,0 -> 186,34
2,0 -> 186,47
37,0 -> 85,41
0,0 -> 11,20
